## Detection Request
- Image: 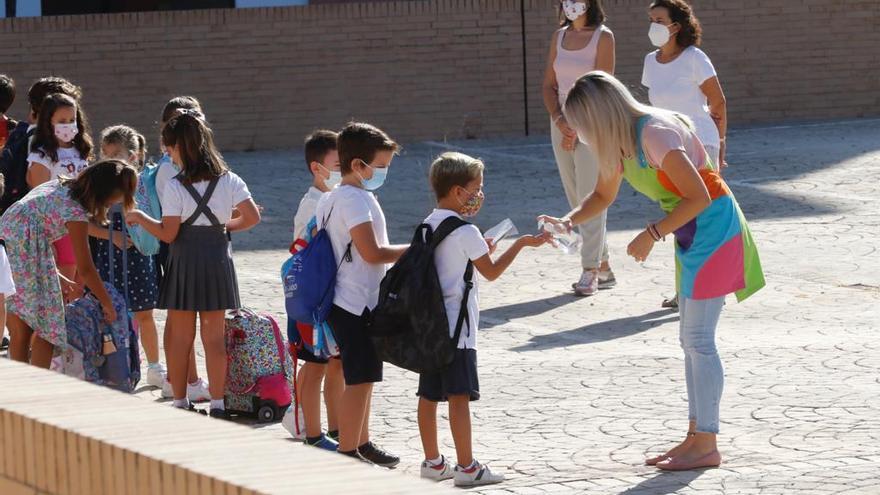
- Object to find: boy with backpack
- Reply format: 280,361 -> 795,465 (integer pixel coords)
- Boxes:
0,76 -> 82,215
281,130 -> 345,449
415,152 -> 547,487
312,122 -> 407,466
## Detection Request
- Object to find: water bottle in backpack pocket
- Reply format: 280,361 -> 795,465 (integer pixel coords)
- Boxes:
369,217 -> 474,374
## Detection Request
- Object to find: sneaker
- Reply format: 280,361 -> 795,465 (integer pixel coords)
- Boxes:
454,460 -> 505,487
338,449 -> 371,464
662,293 -> 679,310
305,434 -> 339,452
161,380 -> 173,398
281,405 -> 307,441
573,270 -> 598,297
421,455 -> 455,481
0,336 -> 8,350
357,441 -> 400,468
598,270 -> 617,289
187,379 -> 211,402
209,408 -> 230,420
327,430 -> 339,442
146,364 -> 167,388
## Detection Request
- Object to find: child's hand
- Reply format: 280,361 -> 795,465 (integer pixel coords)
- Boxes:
485,238 -> 498,255
517,233 -> 551,248
59,275 -> 83,303
102,303 -> 118,324
112,233 -> 134,251
125,210 -> 145,226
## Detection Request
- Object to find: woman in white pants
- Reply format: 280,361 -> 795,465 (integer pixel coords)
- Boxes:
542,0 -> 616,296
642,0 -> 728,308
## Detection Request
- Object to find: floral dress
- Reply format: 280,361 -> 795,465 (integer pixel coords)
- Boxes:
0,181 -> 89,347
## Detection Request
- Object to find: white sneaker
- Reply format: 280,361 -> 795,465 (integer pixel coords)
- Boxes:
281,404 -> 306,441
573,270 -> 599,297
146,364 -> 167,388
420,456 -> 455,481
454,461 -> 504,487
161,379 -> 173,398
186,379 -> 212,402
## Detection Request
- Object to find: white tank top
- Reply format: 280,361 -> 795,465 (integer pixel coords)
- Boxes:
553,25 -> 609,106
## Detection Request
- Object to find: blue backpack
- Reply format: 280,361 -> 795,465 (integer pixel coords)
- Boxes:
130,162 -> 162,256
283,208 -> 350,324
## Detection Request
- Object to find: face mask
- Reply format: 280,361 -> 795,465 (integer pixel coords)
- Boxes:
458,188 -> 484,218
649,22 -> 671,47
319,164 -> 342,189
357,161 -> 388,191
54,122 -> 79,143
562,0 -> 586,21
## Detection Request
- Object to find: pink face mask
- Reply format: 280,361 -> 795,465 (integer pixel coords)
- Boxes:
54,122 -> 79,143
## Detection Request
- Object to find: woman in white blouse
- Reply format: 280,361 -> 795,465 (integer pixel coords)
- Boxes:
642,0 -> 727,309
542,0 -> 617,297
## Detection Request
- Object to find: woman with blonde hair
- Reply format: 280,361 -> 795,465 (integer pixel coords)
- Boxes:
538,71 -> 764,471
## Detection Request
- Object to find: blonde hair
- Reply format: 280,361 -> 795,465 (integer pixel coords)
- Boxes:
100,125 -> 146,170
563,71 -> 692,177
429,151 -> 484,200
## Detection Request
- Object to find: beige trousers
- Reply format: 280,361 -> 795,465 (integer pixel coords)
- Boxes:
550,120 -> 609,270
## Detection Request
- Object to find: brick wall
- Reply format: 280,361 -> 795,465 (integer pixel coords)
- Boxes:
0,0 -> 877,151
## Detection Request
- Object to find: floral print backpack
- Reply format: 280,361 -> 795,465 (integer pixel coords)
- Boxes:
224,309 -> 294,422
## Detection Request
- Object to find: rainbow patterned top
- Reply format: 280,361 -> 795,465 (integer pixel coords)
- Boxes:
621,115 -> 765,302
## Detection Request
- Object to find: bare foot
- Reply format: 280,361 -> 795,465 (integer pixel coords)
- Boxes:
645,432 -> 695,465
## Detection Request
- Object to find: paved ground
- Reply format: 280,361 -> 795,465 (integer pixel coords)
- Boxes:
15,118 -> 880,493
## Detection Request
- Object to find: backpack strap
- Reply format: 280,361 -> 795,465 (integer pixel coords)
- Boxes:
429,216 -> 474,344
179,176 -> 221,226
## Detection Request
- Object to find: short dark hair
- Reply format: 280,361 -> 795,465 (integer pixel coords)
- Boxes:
650,0 -> 702,47
558,0 -> 605,28
27,77 -> 81,116
0,75 -> 15,115
304,130 -> 338,174
337,122 -> 399,174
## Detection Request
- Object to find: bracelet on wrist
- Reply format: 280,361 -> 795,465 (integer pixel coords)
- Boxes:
647,223 -> 664,242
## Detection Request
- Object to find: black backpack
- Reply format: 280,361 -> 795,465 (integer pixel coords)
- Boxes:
0,121 -> 34,214
369,216 -> 474,374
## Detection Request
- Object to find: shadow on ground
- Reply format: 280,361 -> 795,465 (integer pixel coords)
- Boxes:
510,309 -> 678,352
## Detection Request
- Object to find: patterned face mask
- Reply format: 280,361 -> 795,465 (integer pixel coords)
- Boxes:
458,188 -> 484,218
54,122 -> 79,143
562,0 -> 587,21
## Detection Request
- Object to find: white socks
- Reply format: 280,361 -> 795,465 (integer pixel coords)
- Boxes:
172,398 -> 190,409
210,399 -> 225,411
426,456 -> 444,467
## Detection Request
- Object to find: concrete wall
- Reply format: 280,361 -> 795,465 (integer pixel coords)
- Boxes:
0,0 -> 876,151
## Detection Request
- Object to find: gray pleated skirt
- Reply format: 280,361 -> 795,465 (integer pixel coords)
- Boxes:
158,224 -> 240,311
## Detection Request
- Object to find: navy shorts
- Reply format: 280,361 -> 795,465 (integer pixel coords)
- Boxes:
327,305 -> 382,385
417,349 -> 480,402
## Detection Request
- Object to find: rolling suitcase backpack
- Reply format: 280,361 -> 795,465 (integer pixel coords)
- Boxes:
224,309 -> 294,422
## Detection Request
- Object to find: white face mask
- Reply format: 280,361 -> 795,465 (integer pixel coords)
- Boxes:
562,0 -> 587,21
54,122 -> 79,143
649,22 -> 671,47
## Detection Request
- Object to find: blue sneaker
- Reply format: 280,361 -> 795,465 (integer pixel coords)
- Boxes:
305,433 -> 339,452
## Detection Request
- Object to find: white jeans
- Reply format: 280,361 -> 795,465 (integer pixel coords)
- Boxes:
550,121 -> 609,270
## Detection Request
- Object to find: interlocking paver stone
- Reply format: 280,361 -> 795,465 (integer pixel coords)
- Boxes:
120,118 -> 879,493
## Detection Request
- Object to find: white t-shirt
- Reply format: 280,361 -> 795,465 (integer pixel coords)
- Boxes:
160,172 -> 252,226
155,154 -> 181,208
0,245 -> 17,297
425,209 -> 489,350
641,47 -> 720,148
314,185 -> 389,315
293,187 -> 324,242
27,146 -> 89,180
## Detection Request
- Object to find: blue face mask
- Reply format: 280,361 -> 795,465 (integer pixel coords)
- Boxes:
358,161 -> 388,191
319,164 -> 342,190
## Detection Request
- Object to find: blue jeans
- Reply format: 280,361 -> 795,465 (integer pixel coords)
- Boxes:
679,296 -> 725,434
